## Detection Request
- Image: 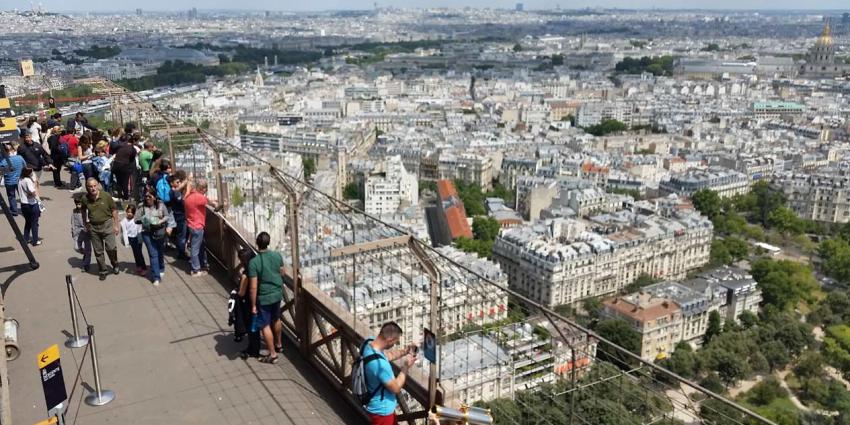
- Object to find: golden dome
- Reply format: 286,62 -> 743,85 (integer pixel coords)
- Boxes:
817,21 -> 833,46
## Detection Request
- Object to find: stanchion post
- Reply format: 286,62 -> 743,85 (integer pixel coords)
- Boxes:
64,275 -> 88,349
83,325 -> 114,406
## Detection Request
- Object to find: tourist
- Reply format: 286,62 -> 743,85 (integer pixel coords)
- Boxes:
17,167 -> 42,246
121,204 -> 146,276
362,322 -> 417,425
80,177 -> 120,280
184,178 -> 217,276
60,130 -> 80,189
71,195 -> 91,271
168,171 -> 189,259
1,143 -> 25,216
92,147 -> 112,193
110,134 -> 136,200
16,128 -> 51,184
137,191 -> 168,286
139,141 -> 154,177
77,134 -> 94,180
236,247 -> 261,358
248,232 -> 284,364
27,116 -> 42,146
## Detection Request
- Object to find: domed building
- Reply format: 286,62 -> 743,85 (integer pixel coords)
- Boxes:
800,21 -> 849,79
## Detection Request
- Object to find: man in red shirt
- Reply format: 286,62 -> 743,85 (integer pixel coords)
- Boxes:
184,178 -> 218,276
60,131 -> 80,188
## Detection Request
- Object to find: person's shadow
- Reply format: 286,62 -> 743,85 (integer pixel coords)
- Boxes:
213,333 -> 243,360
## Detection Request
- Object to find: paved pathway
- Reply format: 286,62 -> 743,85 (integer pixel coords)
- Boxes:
1,183 -> 360,425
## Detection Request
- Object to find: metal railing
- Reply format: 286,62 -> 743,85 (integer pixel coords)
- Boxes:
99,78 -> 775,425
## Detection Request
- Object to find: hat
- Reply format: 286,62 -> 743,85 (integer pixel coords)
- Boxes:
18,128 -> 28,137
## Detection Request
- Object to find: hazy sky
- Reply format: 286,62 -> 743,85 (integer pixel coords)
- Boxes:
14,0 -> 850,11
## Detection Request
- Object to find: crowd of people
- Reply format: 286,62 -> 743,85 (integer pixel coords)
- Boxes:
1,110 -> 217,285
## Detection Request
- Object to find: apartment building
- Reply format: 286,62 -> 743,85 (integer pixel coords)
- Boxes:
660,167 -> 750,199
772,169 -> 850,223
492,210 -> 712,308
603,293 -> 683,361
364,155 -> 419,216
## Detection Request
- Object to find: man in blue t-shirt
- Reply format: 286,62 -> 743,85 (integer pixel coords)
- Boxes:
362,322 -> 417,425
1,144 -> 26,216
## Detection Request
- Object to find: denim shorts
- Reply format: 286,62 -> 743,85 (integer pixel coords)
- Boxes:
256,302 -> 281,329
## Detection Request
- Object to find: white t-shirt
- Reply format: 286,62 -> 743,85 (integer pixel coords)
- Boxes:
29,122 -> 42,145
17,177 -> 38,205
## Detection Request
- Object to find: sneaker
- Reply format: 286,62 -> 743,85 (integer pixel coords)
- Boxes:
112,267 -> 120,275
32,241 -> 43,246
152,280 -> 160,287
99,274 -> 107,281
190,270 -> 208,277
83,265 -> 90,272
160,269 -> 166,277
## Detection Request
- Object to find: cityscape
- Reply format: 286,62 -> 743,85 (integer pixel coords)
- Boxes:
2,3 -> 850,425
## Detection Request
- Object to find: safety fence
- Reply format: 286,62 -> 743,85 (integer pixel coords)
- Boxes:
101,79 -> 774,425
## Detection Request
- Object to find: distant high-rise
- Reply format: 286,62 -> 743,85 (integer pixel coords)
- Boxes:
515,3 -> 524,11
188,7 -> 198,19
264,10 -> 270,18
135,8 -> 142,16
843,12 -> 849,24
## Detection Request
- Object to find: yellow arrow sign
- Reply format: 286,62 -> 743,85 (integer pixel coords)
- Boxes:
37,344 -> 60,369
34,416 -> 58,425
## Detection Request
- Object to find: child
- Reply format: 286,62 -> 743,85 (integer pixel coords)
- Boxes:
71,196 -> 91,271
121,204 -> 147,275
92,147 -> 113,193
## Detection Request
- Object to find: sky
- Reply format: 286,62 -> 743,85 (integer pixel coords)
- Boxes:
14,0 -> 850,12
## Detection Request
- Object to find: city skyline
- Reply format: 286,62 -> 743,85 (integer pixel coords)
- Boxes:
7,0 -> 850,12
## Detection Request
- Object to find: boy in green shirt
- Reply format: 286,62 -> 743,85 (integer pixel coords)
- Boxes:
248,232 -> 285,364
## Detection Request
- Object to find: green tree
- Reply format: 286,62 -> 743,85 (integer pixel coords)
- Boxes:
454,237 -> 493,258
767,207 -> 804,234
472,216 -> 501,242
746,376 -> 786,406
710,239 -> 732,266
231,185 -> 244,207
624,273 -> 660,293
692,189 -> 722,219
714,349 -> 750,387
700,373 -> 726,394
583,119 -> 627,136
700,398 -> 745,424
512,43 -> 522,52
343,182 -> 363,202
705,310 -> 723,345
200,119 -> 211,129
751,258 -> 819,310
820,238 -> 850,283
302,157 -> 316,181
595,319 -> 641,368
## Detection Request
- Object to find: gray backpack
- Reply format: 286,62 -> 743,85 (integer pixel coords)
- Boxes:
351,338 -> 384,405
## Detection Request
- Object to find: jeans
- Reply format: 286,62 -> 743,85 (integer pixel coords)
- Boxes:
142,233 -> 165,282
174,217 -> 187,258
128,236 -> 146,269
20,203 -> 40,244
76,231 -> 91,267
189,227 -> 206,272
4,185 -> 18,215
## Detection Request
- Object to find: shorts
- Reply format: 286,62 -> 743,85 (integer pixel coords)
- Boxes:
367,413 -> 397,425
256,302 -> 281,329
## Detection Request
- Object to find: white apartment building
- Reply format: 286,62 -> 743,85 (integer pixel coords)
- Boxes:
364,155 -> 418,216
659,167 -> 750,199
492,211 -> 712,308
441,334 -> 513,404
772,169 -> 850,223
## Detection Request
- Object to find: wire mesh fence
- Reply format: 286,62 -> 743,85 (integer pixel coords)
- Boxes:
107,80 -> 774,425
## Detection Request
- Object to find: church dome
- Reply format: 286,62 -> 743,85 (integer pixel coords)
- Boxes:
816,21 -> 833,47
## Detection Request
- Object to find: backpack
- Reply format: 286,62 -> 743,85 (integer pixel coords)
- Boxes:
57,140 -> 70,159
156,176 -> 171,203
351,338 -> 384,405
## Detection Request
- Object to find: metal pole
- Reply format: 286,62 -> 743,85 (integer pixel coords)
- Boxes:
0,294 -> 11,425
83,325 -> 115,406
64,275 -> 88,348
